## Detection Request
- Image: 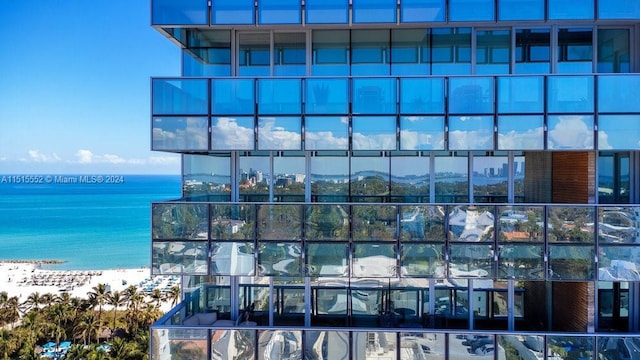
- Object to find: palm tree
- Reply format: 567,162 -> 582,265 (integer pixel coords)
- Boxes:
108,337 -> 141,360
88,284 -> 110,342
148,289 -> 164,308
0,296 -> 20,328
65,344 -> 91,360
40,293 -> 57,308
18,311 -> 43,347
0,329 -> 17,360
107,290 -> 125,330
22,292 -> 42,313
166,285 -> 181,307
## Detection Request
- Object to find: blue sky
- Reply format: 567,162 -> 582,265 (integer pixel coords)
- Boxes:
0,1 -> 181,174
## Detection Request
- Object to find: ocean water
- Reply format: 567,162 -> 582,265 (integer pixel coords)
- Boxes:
0,175 -> 181,270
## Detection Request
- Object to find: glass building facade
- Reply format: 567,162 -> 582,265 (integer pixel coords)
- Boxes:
149,1 -> 640,358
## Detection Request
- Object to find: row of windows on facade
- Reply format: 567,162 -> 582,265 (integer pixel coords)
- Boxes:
152,0 -> 640,25
180,28 -> 631,76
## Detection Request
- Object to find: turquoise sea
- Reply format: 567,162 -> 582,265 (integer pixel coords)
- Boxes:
0,175 -> 181,270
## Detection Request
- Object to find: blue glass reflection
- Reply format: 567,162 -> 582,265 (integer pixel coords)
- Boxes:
352,0 -> 396,23
212,0 -> 254,24
599,0 -> 640,19
547,115 -> 594,150
598,76 -> 640,112
448,77 -> 494,114
212,79 -> 255,115
497,77 -> 544,113
305,117 -> 349,150
549,0 -> 594,19
400,0 -> 445,22
152,79 -> 208,115
352,78 -> 397,114
258,0 -> 301,24
547,76 -> 594,113
152,117 -> 209,151
351,30 -> 391,76
450,0 -> 494,21
499,0 -> 544,20
312,30 -> 350,76
449,116 -> 494,150
497,115 -> 544,150
306,0 -> 348,24
400,116 -> 445,150
152,0 -> 208,25
305,78 -> 349,114
400,78 -> 445,114
258,117 -> 302,150
211,117 -> 255,150
183,50 -> 231,76
258,79 -> 301,114
598,115 -> 640,150
352,116 -> 397,150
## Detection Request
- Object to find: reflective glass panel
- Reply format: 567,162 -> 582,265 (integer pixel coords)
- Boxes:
514,154 -> 524,202
306,0 -> 349,24
547,206 -> 595,243
258,0 -> 301,24
274,32 -> 306,76
352,116 -> 396,150
598,76 -> 640,112
312,30 -> 350,76
306,331 -> 349,358
449,0 -> 494,21
401,205 -> 446,241
431,28 -> 471,75
547,76 -> 594,113
598,207 -> 639,244
451,334 -> 495,358
305,78 -> 349,114
473,155 -> 508,202
476,30 -> 510,75
497,76 -> 544,113
449,205 -> 495,242
547,115 -> 594,150
351,155 -> 390,202
598,29 -> 630,73
352,78 -> 396,114
401,0 -> 445,22
515,29 -> 550,74
152,241 -> 208,275
352,205 -> 397,241
498,244 -> 543,279
152,117 -> 208,151
391,29 -> 430,75
305,116 -> 349,150
449,244 -> 494,278
498,116 -> 544,150
257,204 -> 302,240
400,333 -> 444,359
598,153 -> 630,204
352,332 -> 397,359
210,204 -> 255,240
258,330 -> 302,358
258,79 -> 301,114
497,335 -> 542,359
152,0 -> 208,25
258,117 -> 302,150
210,242 -> 255,276
449,77 -> 494,114
599,0 -> 640,19
258,243 -> 302,276
549,0 -> 594,19
497,206 -> 544,242
183,49 -> 231,77
239,153 -> 270,202
598,115 -> 640,150
183,155 -> 231,198
306,243 -> 348,276
212,78 -> 254,115
548,336 -> 593,360
351,30 -> 390,76
599,246 -> 640,281
499,0 -> 544,20
400,78 -> 445,114
212,0 -> 254,24
212,117 -> 254,150
434,153 -> 468,203
401,244 -> 446,277
238,32 -> 270,76
273,154 -> 305,202
400,116 -> 445,150
449,116 -> 494,150
211,330 -> 256,359
391,156 -> 430,201
352,244 -> 397,277
549,245 -> 594,280
152,79 -> 208,115
311,155 -> 349,202
352,0 -> 396,23
305,205 -> 350,241
557,28 -> 593,73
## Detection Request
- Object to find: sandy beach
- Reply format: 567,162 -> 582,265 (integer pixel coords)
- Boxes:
0,261 -> 178,311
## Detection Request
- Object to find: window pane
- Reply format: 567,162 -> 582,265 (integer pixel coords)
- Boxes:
274,155 -> 305,202
549,0 -> 594,19
212,0 -> 254,24
306,0 -> 348,24
498,206 -> 544,242
402,244 -> 446,277
274,32 -> 306,76
515,29 -> 550,74
598,207 -> 639,244
210,204 -> 255,240
449,244 -> 493,278
152,79 -> 208,115
598,115 -> 640,150
352,78 -> 396,114
598,76 -> 640,112
152,241 -> 208,274
549,245 -> 594,280
449,205 -> 495,242
599,0 -> 640,19
212,78 -> 254,115
597,29 -> 630,73
401,205 -> 446,241
352,205 -> 397,241
476,30 -> 510,75
547,115 -> 594,150
352,244 -> 397,277
449,77 -> 494,114
312,30 -> 350,76
305,116 -> 349,150
498,244 -> 544,280
306,243 -> 348,276
183,48 -> 231,76
350,150 -> 389,197
450,0 -> 494,21
498,76 -> 544,113
152,117 -> 208,151
352,0 -> 396,23
352,116 -> 397,150
497,115 -> 544,150
152,203 -> 209,240
400,78 -> 445,114
305,205 -> 350,241
548,337 -> 594,360
499,0 -> 544,20
400,116 -> 445,150
258,117 -> 302,150
311,155 -> 349,202
431,28 -> 471,75
391,29 -> 431,75
391,156 -> 430,201
210,242 -> 255,275
306,78 -> 349,114
352,30 -> 390,76
599,246 -> 640,281
547,206 -> 595,243
257,205 -> 303,240
547,76 -> 594,113
473,156 -> 508,202
238,32 -> 270,76
401,0 -> 445,22
152,0 -> 208,25
212,330 -> 256,357
183,154 -> 231,199
449,116 -> 494,150
557,28 -> 593,73
258,242 -> 302,276
258,0 -> 301,24
435,154 -> 468,203
239,153 -> 270,202
212,117 -> 254,150
258,79 -> 301,114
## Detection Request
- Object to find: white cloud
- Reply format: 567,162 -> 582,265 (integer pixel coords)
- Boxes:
305,130 -> 348,150
258,118 -> 301,150
497,127 -> 544,150
211,117 -> 254,149
23,150 -> 61,163
352,132 -> 396,150
548,116 -> 594,149
148,156 -> 181,165
448,130 -> 494,150
400,129 -> 445,150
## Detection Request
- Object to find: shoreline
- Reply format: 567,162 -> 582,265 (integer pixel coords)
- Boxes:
0,259 -> 67,265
